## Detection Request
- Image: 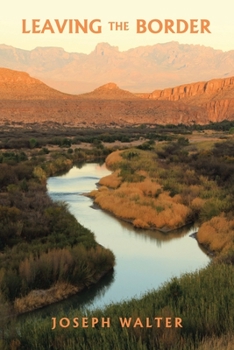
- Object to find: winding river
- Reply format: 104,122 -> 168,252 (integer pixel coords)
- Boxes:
45,162 -> 210,313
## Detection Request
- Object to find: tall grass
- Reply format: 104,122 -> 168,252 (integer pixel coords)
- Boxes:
197,333 -> 234,350
89,149 -> 193,230
99,171 -> 122,189
197,215 -> 234,253
13,245 -> 115,313
91,145 -> 233,238
90,183 -> 191,230
5,263 -> 234,350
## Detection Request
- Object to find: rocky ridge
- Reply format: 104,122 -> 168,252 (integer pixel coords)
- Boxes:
145,76 -> 234,123
147,76 -> 234,102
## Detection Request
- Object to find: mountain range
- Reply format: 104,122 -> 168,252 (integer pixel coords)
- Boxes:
1,42 -> 234,94
0,67 -> 234,126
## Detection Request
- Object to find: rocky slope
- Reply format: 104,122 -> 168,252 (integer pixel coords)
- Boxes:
146,76 -> 234,123
1,42 -> 234,94
147,76 -> 234,102
78,83 -> 139,100
0,68 -> 71,99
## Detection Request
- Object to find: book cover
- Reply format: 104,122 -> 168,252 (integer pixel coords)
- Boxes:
0,1 -> 234,349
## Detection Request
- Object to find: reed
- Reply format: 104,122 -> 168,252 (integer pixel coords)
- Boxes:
6,263 -> 234,350
99,171 -> 122,189
197,215 -> 234,253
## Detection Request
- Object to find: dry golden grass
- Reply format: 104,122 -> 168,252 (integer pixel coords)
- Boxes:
171,194 -> 183,203
91,181 -> 191,230
188,137 -> 219,151
136,177 -> 161,197
91,148 -> 230,233
133,218 -> 150,229
14,282 -> 79,313
105,150 -> 123,168
197,215 -> 234,253
33,166 -> 47,183
197,333 -> 234,350
191,197 -> 205,211
136,169 -> 148,177
99,171 -> 122,189
89,186 -> 107,198
87,149 -> 196,230
189,184 -> 203,197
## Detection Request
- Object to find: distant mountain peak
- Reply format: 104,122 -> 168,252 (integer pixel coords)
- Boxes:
95,82 -> 119,90
80,81 -> 138,99
1,42 -> 234,94
93,42 -> 119,55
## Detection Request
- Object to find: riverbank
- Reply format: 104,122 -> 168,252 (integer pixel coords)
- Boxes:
2,131 -> 234,349
14,266 -> 114,314
0,146 -> 115,316
88,145 -> 234,258
197,215 -> 234,259
88,150 -> 193,232
8,262 -> 234,350
46,162 -> 208,313
87,196 -> 193,233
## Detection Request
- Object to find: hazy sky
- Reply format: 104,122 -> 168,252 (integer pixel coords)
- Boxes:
1,0 -> 233,53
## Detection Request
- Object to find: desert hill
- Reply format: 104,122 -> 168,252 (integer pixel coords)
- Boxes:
0,68 -> 70,99
0,68 -> 234,126
1,42 -> 234,94
78,83 -> 139,100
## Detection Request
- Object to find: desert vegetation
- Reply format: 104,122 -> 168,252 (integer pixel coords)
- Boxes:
1,123 -> 234,349
2,262 -> 234,350
87,134 -> 234,265
1,120 -> 234,151
0,133 -> 115,316
90,176 -> 191,230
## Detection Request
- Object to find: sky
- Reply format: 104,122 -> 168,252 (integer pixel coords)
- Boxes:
1,0 -> 233,54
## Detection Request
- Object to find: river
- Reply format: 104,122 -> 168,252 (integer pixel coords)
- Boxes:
45,162 -> 210,313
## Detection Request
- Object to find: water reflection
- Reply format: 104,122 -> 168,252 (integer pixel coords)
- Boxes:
94,209 -> 197,246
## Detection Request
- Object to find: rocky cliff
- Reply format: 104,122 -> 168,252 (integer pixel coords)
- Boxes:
146,76 -> 234,123
148,76 -> 234,102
